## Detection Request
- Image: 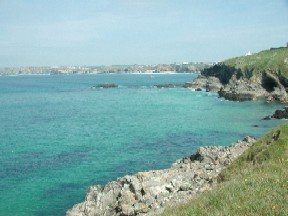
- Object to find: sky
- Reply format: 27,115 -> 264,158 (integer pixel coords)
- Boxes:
0,0 -> 288,67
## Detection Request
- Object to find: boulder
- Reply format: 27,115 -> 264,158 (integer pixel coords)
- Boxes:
271,107 -> 288,119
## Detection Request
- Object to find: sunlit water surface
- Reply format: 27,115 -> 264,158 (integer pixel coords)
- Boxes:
0,74 -> 284,215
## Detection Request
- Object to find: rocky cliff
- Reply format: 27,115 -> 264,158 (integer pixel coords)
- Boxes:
190,71 -> 288,102
67,137 -> 255,216
189,48 -> 288,103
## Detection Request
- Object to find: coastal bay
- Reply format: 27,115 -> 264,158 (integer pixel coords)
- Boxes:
0,74 -> 284,216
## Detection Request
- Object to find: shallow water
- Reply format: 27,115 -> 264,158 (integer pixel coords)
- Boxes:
0,74 -> 284,215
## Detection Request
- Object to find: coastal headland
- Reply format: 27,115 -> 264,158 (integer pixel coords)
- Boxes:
188,47 -> 288,104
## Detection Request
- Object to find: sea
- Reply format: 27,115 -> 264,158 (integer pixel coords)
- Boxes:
0,74 -> 284,216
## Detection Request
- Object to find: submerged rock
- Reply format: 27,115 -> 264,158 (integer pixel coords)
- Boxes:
263,115 -> 272,120
67,137 -> 256,216
95,84 -> 118,88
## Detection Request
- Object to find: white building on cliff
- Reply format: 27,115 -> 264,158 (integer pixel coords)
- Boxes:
245,51 -> 252,56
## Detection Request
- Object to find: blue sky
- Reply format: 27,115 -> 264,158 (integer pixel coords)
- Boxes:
0,0 -> 288,67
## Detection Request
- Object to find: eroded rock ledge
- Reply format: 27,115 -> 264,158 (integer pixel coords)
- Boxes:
189,73 -> 288,103
67,136 -> 255,216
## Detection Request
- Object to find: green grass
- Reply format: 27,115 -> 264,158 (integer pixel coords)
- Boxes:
201,47 -> 288,86
224,47 -> 288,78
162,122 -> 288,216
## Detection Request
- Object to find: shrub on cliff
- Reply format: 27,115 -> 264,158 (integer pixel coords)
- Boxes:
202,64 -> 242,85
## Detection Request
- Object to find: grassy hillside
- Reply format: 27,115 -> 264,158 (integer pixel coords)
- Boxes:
224,47 -> 288,78
162,122 -> 288,216
202,47 -> 288,86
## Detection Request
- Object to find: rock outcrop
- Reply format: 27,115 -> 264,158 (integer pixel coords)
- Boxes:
67,137 -> 256,216
264,107 -> 288,120
187,75 -> 223,92
190,72 -> 288,103
272,107 -> 288,119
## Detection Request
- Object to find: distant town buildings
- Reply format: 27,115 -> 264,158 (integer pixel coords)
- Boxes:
0,62 -> 213,76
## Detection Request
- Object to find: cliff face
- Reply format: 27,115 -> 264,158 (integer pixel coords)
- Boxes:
190,48 -> 288,103
67,137 -> 255,216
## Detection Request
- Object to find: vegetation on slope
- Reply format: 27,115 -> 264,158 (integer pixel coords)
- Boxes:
202,64 -> 242,85
224,47 -> 288,78
202,47 -> 288,86
162,122 -> 288,216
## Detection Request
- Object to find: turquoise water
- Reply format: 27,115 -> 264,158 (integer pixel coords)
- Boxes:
0,74 -> 284,216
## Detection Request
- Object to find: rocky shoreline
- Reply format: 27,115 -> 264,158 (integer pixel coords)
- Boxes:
187,73 -> 288,103
186,73 -> 288,120
67,136 -> 255,216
